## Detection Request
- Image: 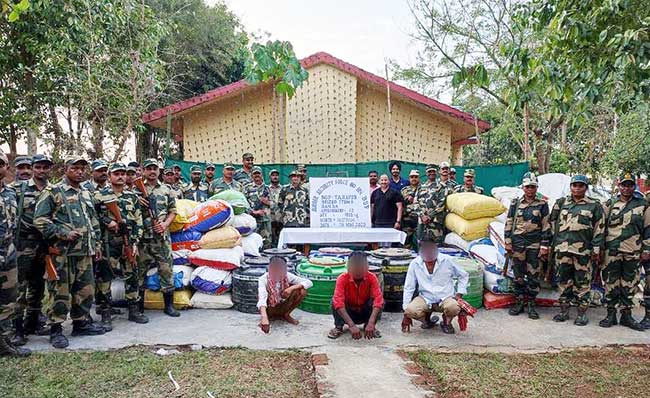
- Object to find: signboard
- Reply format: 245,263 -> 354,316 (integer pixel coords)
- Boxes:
310,177 -> 371,228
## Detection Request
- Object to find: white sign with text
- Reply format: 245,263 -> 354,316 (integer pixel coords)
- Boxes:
310,177 -> 371,228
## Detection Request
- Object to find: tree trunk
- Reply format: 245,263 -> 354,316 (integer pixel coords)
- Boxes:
91,117 -> 104,159
111,116 -> 132,163
8,124 -> 17,158
523,102 -> 530,161
48,103 -> 65,162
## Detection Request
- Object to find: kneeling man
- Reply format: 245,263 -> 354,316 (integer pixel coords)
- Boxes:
258,256 -> 312,333
402,234 -> 469,334
328,252 -> 384,340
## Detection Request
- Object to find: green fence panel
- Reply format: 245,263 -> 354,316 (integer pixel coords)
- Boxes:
165,159 -> 529,195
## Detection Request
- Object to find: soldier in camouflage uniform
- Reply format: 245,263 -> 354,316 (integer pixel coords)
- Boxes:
268,169 -> 284,247
95,163 -> 148,330
34,156 -> 106,349
172,164 -> 186,188
204,162 -> 216,186
504,173 -> 550,319
401,170 -> 421,249
209,162 -> 243,196
417,162 -> 454,243
420,164 -> 437,191
453,169 -> 484,194
137,159 -> 179,317
233,152 -> 255,184
183,165 -> 209,202
598,173 -> 649,331
10,154 -> 52,346
549,175 -> 605,326
81,159 -> 109,192
14,155 -> 32,182
245,167 -> 272,248
297,163 -> 310,190
0,151 -> 31,357
125,163 -> 138,191
163,167 -> 184,200
278,170 -> 310,228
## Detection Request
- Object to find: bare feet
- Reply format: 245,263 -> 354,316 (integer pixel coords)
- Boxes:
283,314 -> 300,325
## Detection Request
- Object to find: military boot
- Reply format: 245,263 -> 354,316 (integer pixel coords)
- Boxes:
163,292 -> 180,317
553,303 -> 571,322
71,319 -> 106,336
98,308 -> 113,332
138,289 -> 146,314
10,316 -> 28,346
24,311 -> 49,336
128,301 -> 149,324
527,300 -> 539,320
599,307 -> 617,328
0,335 -> 31,357
574,306 -> 589,326
49,323 -> 69,349
619,309 -> 645,331
508,297 -> 525,316
640,307 -> 650,330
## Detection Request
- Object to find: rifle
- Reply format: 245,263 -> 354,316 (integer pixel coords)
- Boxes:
133,177 -> 161,236
105,199 -> 137,265
44,247 -> 60,281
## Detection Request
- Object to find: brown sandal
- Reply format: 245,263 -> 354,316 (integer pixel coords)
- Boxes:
327,327 -> 344,339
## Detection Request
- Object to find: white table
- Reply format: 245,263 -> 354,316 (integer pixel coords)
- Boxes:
277,227 -> 406,254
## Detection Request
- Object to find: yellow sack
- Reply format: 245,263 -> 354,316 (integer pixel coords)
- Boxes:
445,213 -> 493,241
446,192 -> 505,220
144,289 -> 192,310
170,199 -> 199,232
199,225 -> 241,249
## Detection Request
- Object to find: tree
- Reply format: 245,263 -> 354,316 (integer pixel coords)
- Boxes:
1,0 -> 29,22
245,40 -> 309,99
604,104 -> 650,176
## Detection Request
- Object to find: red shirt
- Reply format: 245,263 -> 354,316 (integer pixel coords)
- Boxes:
332,271 -> 384,311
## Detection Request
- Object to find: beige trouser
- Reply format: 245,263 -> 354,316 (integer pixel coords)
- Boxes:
404,296 -> 461,321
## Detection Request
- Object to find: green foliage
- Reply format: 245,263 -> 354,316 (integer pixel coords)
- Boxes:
549,150 -> 570,174
604,104 -> 650,175
2,0 -> 29,22
245,40 -> 309,99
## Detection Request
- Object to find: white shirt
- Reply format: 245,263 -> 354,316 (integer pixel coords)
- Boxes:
257,272 -> 313,309
402,253 -> 469,311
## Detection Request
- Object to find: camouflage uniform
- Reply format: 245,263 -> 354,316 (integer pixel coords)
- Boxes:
400,184 -> 420,249
208,178 -> 243,197
233,168 -> 252,184
416,182 -> 453,243
95,186 -> 144,309
278,184 -> 310,227
268,183 -> 284,247
245,181 -> 272,248
453,184 -> 485,194
549,195 -> 605,308
34,178 -> 102,324
0,182 -> 17,336
183,182 -> 209,202
80,180 -> 107,193
601,196 -> 650,310
166,183 -> 184,200
505,196 -> 551,300
138,181 -> 176,293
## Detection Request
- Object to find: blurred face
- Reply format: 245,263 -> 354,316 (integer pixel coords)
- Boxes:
450,171 -> 456,179
419,241 -> 439,262
163,172 -> 175,184
619,181 -> 634,198
391,165 -> 400,177
110,170 -> 126,187
223,167 -> 234,179
135,167 -> 143,178
191,171 -> 202,184
16,164 -> 32,180
66,163 -> 87,184
464,175 -> 474,185
252,172 -> 263,184
379,174 -> 389,189
368,172 -> 378,185
243,156 -> 254,169
126,170 -> 136,184
348,258 -> 368,280
0,160 -> 6,180
268,260 -> 288,280
426,169 -> 436,182
32,162 -> 52,181
440,166 -> 450,178
570,182 -> 587,198
523,185 -> 538,198
173,167 -> 181,178
299,168 -> 307,179
270,173 -> 279,184
290,175 -> 301,186
205,167 -> 215,179
409,175 -> 420,186
93,167 -> 108,184
144,165 -> 159,181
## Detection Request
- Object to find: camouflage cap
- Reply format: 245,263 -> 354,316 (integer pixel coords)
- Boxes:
409,169 -> 420,177
619,172 -> 635,184
464,169 -> 475,177
14,155 -> 32,167
163,167 -> 174,175
172,163 -> 181,170
190,165 -> 202,173
251,166 -> 263,175
570,174 -> 589,185
242,152 -> 254,159
91,159 -> 108,171
223,162 -> 235,170
110,162 -> 127,172
289,169 -> 301,177
65,156 -> 88,167
0,150 -> 8,165
425,164 -> 437,172
439,161 -> 450,169
142,158 -> 159,168
450,167 -> 457,173
297,163 -> 307,171
205,162 -> 216,170
269,168 -> 279,175
126,166 -> 137,173
127,161 -> 140,168
32,154 -> 53,165
522,172 -> 538,187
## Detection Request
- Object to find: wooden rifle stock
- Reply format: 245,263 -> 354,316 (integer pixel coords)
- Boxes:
45,247 -> 60,281
105,200 -> 136,265
133,177 -> 161,236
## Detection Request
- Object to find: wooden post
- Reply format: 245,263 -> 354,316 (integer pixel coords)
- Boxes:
166,109 -> 171,158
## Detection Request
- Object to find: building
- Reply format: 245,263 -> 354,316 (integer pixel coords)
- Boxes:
142,52 -> 490,165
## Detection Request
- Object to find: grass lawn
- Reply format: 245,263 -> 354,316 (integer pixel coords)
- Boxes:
404,346 -> 650,398
0,347 -> 318,398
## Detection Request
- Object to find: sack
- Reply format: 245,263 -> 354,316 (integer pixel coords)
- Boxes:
172,249 -> 192,266
171,230 -> 203,251
446,192 -> 505,220
190,266 -> 232,294
144,268 -> 184,291
172,265 -> 195,287
443,232 -> 471,252
211,190 -> 250,215
144,289 -> 192,310
488,221 -> 506,252
186,199 -> 233,232
241,233 -> 263,257
190,291 -> 234,309
170,199 -> 199,232
230,213 -> 257,236
483,268 -> 511,294
189,246 -> 244,270
199,226 -> 241,249
483,290 -> 515,310
445,213 -> 493,241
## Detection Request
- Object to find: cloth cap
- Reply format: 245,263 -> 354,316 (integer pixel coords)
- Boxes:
251,166 -> 262,175
127,161 -> 140,168
142,158 -> 159,168
223,162 -> 235,170
190,165 -> 202,173
205,162 -> 215,170
269,169 -> 279,175
522,172 -> 538,186
289,169 -> 301,177
126,166 -> 137,173
65,156 -> 88,167
171,163 -> 181,170
619,172 -> 635,184
33,154 -> 53,165
425,164 -> 436,172
570,175 -> 589,185
242,152 -> 254,159
163,167 -> 174,175
91,159 -> 108,171
110,162 -> 127,172
409,170 -> 420,177
14,155 -> 32,167
450,168 -> 457,173
439,161 -> 450,169
464,169 -> 475,177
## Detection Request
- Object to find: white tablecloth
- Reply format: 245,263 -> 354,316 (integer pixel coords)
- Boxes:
277,228 -> 406,248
